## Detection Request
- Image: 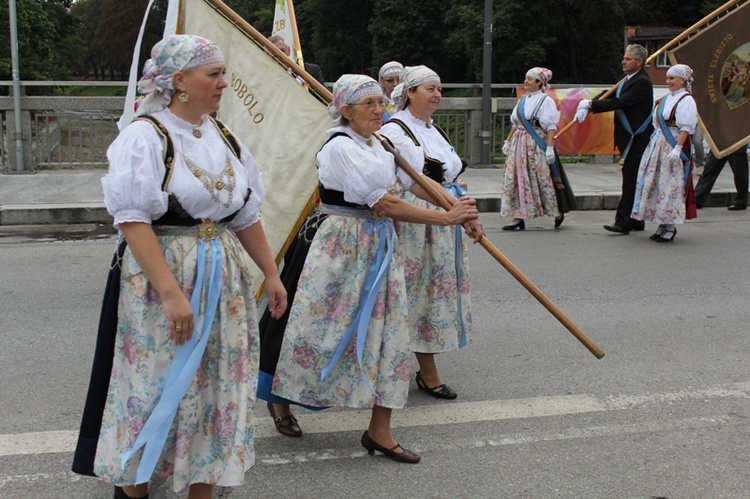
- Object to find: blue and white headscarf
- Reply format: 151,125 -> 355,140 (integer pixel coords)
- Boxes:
328,74 -> 383,121
391,65 -> 441,111
135,34 -> 224,117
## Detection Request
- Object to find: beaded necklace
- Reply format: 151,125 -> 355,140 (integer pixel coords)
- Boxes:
183,154 -> 236,208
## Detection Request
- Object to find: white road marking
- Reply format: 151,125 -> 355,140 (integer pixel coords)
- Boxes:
1,381 -> 748,459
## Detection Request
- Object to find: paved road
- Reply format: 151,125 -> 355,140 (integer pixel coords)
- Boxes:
1,209 -> 750,498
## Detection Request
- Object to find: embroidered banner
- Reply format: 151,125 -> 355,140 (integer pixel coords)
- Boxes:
182,0 -> 330,288
670,1 -> 750,157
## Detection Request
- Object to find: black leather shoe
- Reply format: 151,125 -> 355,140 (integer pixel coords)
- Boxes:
114,487 -> 148,499
655,227 -> 677,242
361,431 -> 421,463
630,221 -> 645,231
695,203 -> 703,209
727,204 -> 747,211
554,213 -> 564,228
502,220 -> 525,231
415,371 -> 457,399
603,224 -> 629,235
267,402 -> 303,438
649,231 -> 664,241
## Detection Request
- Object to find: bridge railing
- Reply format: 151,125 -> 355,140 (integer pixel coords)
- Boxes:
0,81 -> 610,172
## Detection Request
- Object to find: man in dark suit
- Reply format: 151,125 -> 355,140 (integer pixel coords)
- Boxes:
268,35 -> 325,86
576,44 -> 654,234
303,62 -> 325,85
694,144 -> 749,210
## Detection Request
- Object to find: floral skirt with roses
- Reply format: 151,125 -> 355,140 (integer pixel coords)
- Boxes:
272,214 -> 412,410
500,129 -> 559,219
94,230 -> 260,493
396,191 -> 472,354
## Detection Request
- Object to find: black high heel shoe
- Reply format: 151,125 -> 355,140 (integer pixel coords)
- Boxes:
114,486 -> 149,499
361,431 -> 421,463
502,219 -> 525,231
655,227 -> 676,243
554,213 -> 564,228
649,227 -> 666,240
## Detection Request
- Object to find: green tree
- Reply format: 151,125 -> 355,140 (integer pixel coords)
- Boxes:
71,0 -> 165,79
0,0 -> 74,82
305,0 -> 373,78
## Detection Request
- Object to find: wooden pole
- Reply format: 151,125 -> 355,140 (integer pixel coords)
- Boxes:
286,0 -> 305,68
205,0 -> 330,99
374,132 -> 606,359
205,0 -> 605,358
554,0 -> 742,140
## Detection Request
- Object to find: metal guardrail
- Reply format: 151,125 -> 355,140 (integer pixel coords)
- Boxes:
32,112 -> 120,168
1,81 -> 618,171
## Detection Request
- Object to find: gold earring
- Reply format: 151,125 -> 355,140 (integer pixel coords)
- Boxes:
178,92 -> 189,103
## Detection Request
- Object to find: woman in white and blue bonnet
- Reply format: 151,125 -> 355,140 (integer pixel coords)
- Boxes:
378,60 -> 403,121
271,74 -> 480,463
631,63 -> 699,242
71,34 -> 286,498
500,67 -> 574,231
381,65 -> 484,402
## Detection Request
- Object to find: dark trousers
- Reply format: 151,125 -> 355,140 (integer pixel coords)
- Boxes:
694,148 -> 749,207
615,135 -> 649,228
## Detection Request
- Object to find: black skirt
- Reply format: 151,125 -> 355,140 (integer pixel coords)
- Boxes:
552,152 -> 577,214
256,212 -> 327,406
71,239 -> 127,476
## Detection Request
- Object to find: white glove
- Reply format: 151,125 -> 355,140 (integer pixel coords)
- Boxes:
668,145 -> 682,161
574,100 -> 591,123
545,146 -> 556,164
502,140 -> 510,156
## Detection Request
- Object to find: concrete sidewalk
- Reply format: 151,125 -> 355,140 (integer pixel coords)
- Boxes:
0,163 -> 744,225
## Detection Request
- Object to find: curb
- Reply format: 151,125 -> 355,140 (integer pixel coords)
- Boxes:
0,203 -> 110,226
0,190 -> 743,225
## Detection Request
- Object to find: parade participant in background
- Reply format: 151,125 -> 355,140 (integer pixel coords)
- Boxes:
72,35 -> 286,498
272,75 -> 482,463
269,35 -> 325,85
694,144 -> 749,210
500,67 -> 575,230
576,44 -> 654,235
378,61 -> 403,121
631,64 -> 698,242
381,65 -> 482,400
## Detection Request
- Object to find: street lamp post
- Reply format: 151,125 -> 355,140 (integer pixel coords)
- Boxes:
480,0 -> 493,166
8,0 -> 25,172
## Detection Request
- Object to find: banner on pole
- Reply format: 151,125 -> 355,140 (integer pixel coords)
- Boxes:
272,0 -> 301,64
670,1 -> 750,157
182,0 -> 330,288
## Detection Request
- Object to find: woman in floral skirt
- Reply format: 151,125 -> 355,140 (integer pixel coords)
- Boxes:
272,74 -> 482,463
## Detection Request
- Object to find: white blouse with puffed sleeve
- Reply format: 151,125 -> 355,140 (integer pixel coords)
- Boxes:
102,108 -> 264,232
316,126 -> 418,208
510,90 -> 561,132
654,88 -> 698,135
382,109 -> 464,183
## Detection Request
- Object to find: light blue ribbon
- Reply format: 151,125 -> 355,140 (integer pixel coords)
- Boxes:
517,96 -> 560,178
655,97 -> 692,190
320,218 -> 395,398
615,82 -> 652,164
121,236 -> 223,483
444,183 -> 468,348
